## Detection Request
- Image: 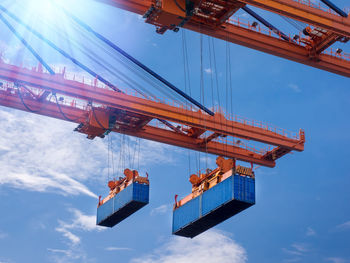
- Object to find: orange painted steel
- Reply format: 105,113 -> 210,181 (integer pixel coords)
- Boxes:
238,0 -> 350,37
95,0 -> 350,77
0,61 -> 304,167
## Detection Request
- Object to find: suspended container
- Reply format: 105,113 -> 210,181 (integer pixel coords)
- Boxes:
172,170 -> 255,238
97,169 -> 149,227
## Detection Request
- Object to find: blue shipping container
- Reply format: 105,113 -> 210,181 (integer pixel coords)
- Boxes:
97,182 -> 149,227
173,174 -> 255,238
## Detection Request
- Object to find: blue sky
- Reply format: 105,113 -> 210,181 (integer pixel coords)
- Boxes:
0,0 -> 349,262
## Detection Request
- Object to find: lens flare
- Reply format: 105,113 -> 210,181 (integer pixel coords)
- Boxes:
28,0 -> 58,21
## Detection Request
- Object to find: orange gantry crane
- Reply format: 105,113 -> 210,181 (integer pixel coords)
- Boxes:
0,59 -> 305,234
0,60 -> 304,168
96,0 -> 350,77
0,2 -> 306,235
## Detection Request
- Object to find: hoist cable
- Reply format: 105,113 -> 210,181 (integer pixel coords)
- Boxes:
0,4 -> 120,92
53,93 -> 81,122
17,85 -> 39,113
0,13 -> 55,74
36,15 -> 153,98
111,134 -> 115,177
67,19 -> 180,101
58,4 -> 214,116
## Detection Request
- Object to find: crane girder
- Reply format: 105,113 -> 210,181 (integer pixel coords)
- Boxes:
0,61 -> 304,150
237,0 -> 350,37
95,0 -> 350,77
0,61 -> 305,167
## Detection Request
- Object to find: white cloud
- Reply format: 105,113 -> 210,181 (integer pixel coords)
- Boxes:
326,258 -> 348,263
291,243 -> 309,253
150,204 -> 171,216
204,68 -> 213,74
54,208 -> 105,261
55,226 -> 81,245
55,208 -> 104,245
0,109 -> 105,198
0,108 -> 175,198
61,208 -> 104,232
288,83 -> 301,93
0,231 -> 8,239
336,221 -> 350,230
105,247 -> 132,251
283,248 -> 303,257
47,247 -> 87,263
130,230 -> 247,263
283,243 -> 309,257
0,170 -> 97,198
306,227 -> 316,236
47,249 -> 72,256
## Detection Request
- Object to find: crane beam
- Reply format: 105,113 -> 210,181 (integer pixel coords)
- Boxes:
93,0 -> 350,77
184,20 -> 350,77
0,82 -> 276,167
237,0 -> 350,37
117,125 -> 276,166
0,61 -> 304,151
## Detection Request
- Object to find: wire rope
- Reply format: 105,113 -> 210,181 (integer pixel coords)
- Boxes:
17,85 -> 39,113
53,93 -> 81,122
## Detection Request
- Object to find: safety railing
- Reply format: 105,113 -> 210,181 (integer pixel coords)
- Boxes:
219,136 -> 269,155
227,17 -> 305,45
212,105 -> 300,140
149,118 -> 296,152
323,48 -> 350,61
2,63 -> 301,141
292,0 -> 349,16
0,78 -> 88,111
149,118 -> 270,155
227,16 -> 350,62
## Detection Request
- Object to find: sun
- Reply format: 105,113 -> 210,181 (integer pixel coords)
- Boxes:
27,0 -> 57,21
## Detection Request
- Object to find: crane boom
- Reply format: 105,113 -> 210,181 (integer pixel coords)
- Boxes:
95,0 -> 350,77
0,61 -> 304,167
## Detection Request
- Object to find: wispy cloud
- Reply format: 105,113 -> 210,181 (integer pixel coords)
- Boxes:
55,208 -> 104,245
130,230 -> 247,263
105,247 -> 132,251
47,248 -> 72,256
0,231 -> 7,239
47,247 -> 87,263
150,204 -> 171,216
291,243 -> 309,253
0,110 -> 105,198
0,170 -> 97,198
52,208 -> 105,262
0,109 -> 175,197
283,248 -> 303,257
55,227 -> 81,245
283,243 -> 309,260
0,258 -> 14,263
306,227 -> 316,236
288,83 -> 301,93
325,257 -> 348,263
336,221 -> 350,230
204,68 -> 213,74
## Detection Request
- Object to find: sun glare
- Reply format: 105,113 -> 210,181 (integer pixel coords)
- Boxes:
28,0 -> 57,21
